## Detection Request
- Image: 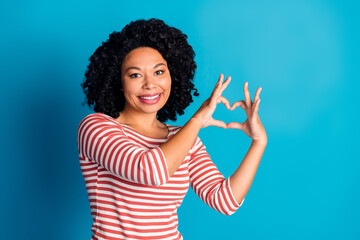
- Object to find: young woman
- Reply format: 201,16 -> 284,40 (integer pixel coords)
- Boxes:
78,18 -> 267,240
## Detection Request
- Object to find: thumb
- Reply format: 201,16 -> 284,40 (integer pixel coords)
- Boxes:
226,122 -> 244,130
208,118 -> 227,129
227,121 -> 251,137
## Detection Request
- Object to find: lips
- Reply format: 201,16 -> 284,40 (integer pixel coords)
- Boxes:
138,93 -> 161,99
138,93 -> 162,104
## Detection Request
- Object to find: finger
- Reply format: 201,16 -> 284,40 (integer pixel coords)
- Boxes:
244,82 -> 252,108
210,74 -> 225,105
218,76 -> 231,96
226,122 -> 244,130
230,100 -> 246,111
209,118 -> 227,129
253,98 -> 261,115
210,74 -> 224,97
217,96 -> 231,109
254,87 -> 262,104
227,121 -> 251,137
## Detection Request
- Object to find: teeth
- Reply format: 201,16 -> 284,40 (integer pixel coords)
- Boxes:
140,94 -> 160,100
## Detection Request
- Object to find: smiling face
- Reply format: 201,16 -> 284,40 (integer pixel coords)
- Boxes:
120,47 -> 171,116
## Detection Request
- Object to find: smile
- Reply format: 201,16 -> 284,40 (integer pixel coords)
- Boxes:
139,94 -> 161,100
138,93 -> 162,104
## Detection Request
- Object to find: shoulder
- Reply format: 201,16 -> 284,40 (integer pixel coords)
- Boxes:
77,112 -> 125,136
80,112 -> 112,122
79,112 -> 117,126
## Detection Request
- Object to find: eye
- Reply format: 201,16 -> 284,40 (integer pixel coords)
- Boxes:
155,70 -> 164,75
130,73 -> 141,78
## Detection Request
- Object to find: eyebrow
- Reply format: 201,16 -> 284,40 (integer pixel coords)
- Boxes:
125,63 -> 166,73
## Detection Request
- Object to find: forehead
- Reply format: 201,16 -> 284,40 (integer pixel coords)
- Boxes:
122,47 -> 167,67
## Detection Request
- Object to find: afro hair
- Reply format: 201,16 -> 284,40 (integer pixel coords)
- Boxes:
81,18 -> 199,122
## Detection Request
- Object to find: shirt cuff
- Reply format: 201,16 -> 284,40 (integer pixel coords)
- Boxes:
151,146 -> 170,186
226,177 -> 245,210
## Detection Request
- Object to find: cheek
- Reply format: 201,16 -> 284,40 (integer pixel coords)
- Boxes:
162,75 -> 172,91
122,80 -> 137,93
122,86 -> 138,103
164,79 -> 171,101
166,80 -> 171,90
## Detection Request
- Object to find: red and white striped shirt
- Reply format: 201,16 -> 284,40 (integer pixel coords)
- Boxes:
77,113 -> 243,240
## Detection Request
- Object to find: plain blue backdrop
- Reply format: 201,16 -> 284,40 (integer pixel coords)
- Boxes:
1,0 -> 359,239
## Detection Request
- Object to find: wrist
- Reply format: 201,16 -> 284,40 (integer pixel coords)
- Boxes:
189,117 -> 203,129
252,138 -> 267,147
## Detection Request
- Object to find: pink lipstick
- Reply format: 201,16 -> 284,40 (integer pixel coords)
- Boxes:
138,93 -> 162,104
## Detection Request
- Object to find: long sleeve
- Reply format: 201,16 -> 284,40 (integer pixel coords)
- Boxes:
77,114 -> 170,186
188,137 -> 244,216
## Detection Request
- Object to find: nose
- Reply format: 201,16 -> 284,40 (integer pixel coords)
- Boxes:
142,74 -> 156,89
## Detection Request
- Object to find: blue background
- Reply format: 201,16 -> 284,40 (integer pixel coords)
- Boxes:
1,0 -> 359,239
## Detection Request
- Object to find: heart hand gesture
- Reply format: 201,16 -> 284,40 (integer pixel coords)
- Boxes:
192,74 -> 267,144
226,81 -> 267,144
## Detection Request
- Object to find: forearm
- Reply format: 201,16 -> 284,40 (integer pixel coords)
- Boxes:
159,118 -> 202,176
229,140 -> 267,204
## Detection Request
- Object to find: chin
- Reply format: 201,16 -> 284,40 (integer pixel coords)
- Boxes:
142,104 -> 166,114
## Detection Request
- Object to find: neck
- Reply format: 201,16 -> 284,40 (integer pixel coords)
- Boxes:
116,107 -> 163,130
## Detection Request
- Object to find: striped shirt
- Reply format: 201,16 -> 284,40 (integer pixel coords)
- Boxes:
77,112 -> 244,240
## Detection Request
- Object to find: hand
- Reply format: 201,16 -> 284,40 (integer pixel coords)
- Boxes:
192,73 -> 232,129
227,82 -> 267,144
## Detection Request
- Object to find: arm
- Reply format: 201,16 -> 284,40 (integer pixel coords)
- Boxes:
226,80 -> 268,204
159,118 -> 201,176
229,140 -> 267,204
163,75 -> 267,205
77,114 -> 169,186
188,137 -> 244,216
159,74 -> 231,176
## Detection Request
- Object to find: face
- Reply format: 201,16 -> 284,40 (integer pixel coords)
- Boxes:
120,47 -> 171,115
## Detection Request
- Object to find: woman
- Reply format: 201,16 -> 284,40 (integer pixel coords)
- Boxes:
78,18 -> 267,240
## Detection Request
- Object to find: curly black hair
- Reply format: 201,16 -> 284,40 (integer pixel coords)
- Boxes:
81,18 -> 199,122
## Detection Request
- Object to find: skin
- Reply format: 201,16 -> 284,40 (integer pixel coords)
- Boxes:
115,46 -> 268,204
